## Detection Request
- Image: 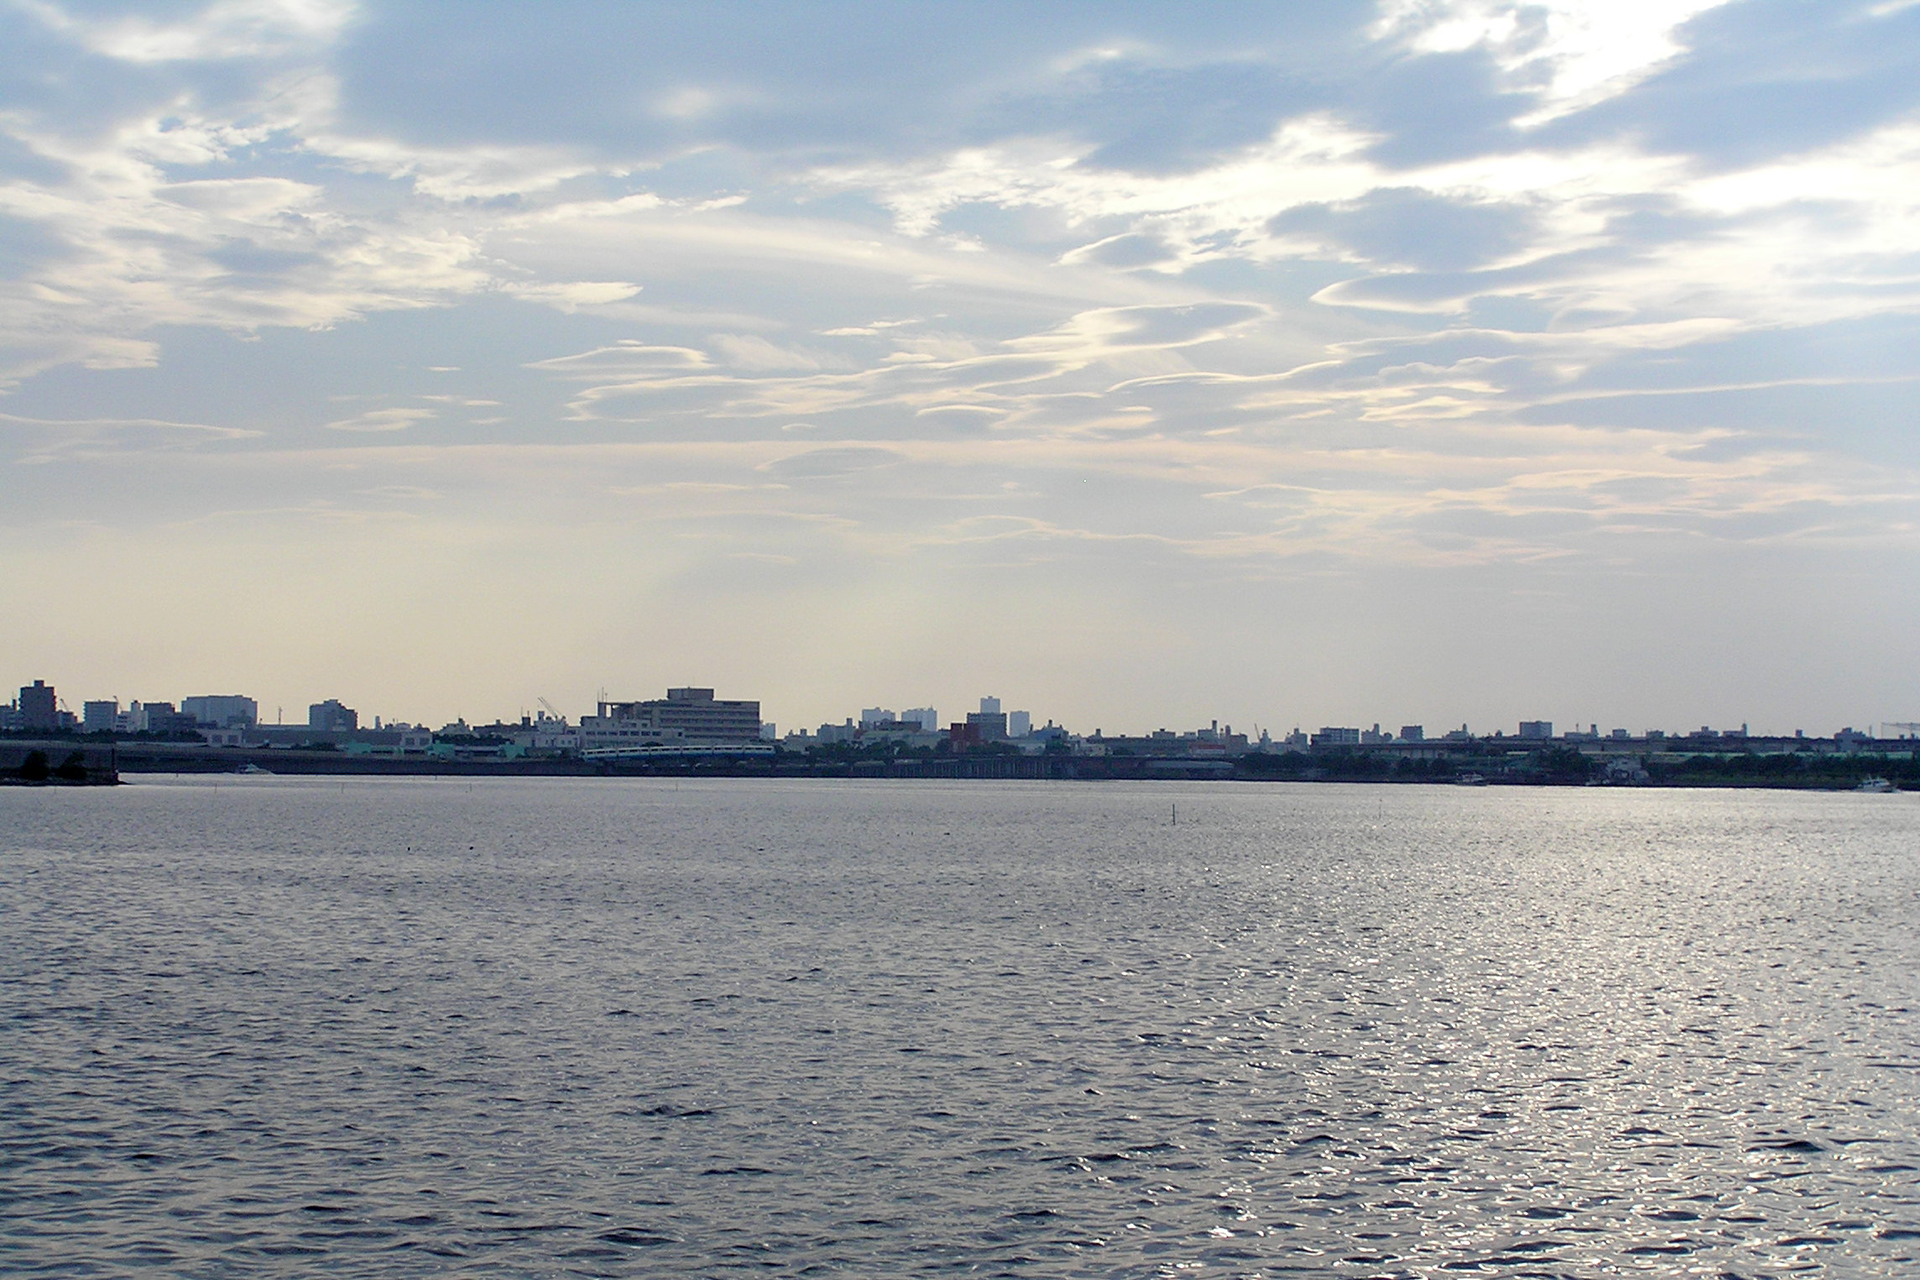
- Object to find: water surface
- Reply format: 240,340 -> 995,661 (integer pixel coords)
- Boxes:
3,777 -> 1918,1276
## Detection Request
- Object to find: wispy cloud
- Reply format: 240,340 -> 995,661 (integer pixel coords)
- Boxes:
1371,0 -> 1738,123
15,0 -> 358,63
323,407 -> 434,433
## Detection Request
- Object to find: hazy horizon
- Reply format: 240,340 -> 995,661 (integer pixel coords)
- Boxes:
4,1 -> 1917,735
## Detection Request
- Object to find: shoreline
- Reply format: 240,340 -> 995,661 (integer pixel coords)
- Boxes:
3,739 -> 1909,792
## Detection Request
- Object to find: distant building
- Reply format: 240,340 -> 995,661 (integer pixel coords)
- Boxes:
137,702 -> 200,735
1008,710 -> 1031,738
1360,723 -> 1391,745
1604,757 -> 1652,785
581,686 -> 762,748
309,699 -> 359,732
1185,723 -> 1248,753
853,707 -> 945,742
84,700 -> 119,733
1399,725 -> 1424,742
1312,727 -> 1361,747
183,695 -> 258,728
18,681 -> 57,732
965,710 -> 1008,741
1519,720 -> 1554,740
978,696 -> 1001,716
860,719 -> 944,749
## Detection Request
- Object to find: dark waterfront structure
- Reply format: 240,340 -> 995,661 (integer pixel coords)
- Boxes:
0,740 -> 118,785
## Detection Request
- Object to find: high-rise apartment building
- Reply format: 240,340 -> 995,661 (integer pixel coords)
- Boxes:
965,709 -> 1008,740
309,699 -> 358,732
18,681 -> 57,732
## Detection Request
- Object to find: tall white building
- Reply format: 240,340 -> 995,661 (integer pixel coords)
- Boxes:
1008,710 -> 1031,738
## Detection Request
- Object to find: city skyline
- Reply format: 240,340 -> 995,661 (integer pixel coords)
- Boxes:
6,672 -> 1912,747
3,3 -> 1918,732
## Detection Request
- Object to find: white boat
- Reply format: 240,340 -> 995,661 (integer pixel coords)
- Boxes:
1454,772 -> 1488,786
1856,776 -> 1896,793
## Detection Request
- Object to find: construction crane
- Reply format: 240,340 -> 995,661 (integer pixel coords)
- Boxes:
537,696 -> 564,723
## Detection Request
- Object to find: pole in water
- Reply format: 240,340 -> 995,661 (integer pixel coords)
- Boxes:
1172,802 -> 1177,826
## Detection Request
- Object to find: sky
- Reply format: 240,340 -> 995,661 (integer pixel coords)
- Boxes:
2,0 -> 1918,737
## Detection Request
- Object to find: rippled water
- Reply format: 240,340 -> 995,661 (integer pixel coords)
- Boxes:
3,777 -> 1918,1277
